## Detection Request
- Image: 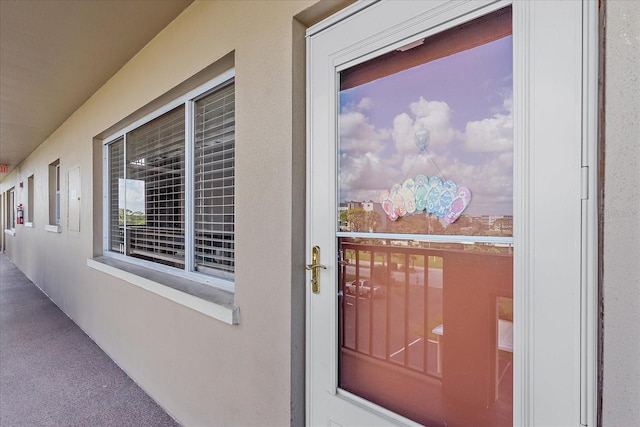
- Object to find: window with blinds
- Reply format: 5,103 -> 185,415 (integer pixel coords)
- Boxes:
48,159 -> 60,226
105,76 -> 235,284
8,188 -> 15,229
27,174 -> 34,223
194,84 -> 235,275
109,138 -> 124,253
126,106 -> 186,269
55,163 -> 60,225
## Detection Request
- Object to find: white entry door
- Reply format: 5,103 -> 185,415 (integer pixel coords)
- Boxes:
306,1 -> 597,426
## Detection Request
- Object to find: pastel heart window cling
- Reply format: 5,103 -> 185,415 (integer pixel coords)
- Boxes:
379,174 -> 471,224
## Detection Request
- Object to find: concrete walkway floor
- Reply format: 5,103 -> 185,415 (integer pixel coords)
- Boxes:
0,254 -> 180,427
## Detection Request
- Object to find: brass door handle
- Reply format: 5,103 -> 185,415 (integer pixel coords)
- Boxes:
305,246 -> 326,294
305,263 -> 326,270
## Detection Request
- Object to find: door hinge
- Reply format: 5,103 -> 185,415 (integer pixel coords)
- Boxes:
581,166 -> 589,200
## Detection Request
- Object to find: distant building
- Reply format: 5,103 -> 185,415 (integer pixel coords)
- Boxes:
339,200 -> 387,232
361,201 -> 374,211
477,215 -> 513,231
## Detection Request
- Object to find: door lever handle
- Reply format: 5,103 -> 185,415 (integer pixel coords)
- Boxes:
305,246 -> 326,294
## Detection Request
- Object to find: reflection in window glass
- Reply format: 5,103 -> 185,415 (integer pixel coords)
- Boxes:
119,179 -> 146,226
337,6 -> 514,426
126,106 -> 185,268
27,175 -> 34,223
338,7 -> 513,238
54,164 -> 61,225
339,237 -> 513,426
8,188 -> 15,229
48,159 -> 60,226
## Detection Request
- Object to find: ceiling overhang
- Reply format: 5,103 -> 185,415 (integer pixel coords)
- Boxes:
0,0 -> 193,177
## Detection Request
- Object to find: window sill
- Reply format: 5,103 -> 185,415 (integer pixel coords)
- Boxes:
4,229 -> 16,236
87,257 -> 239,325
25,222 -> 34,228
45,224 -> 61,233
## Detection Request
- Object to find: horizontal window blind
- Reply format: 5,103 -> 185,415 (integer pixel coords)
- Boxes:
27,175 -> 34,222
194,82 -> 235,275
109,137 -> 125,253
126,105 -> 186,269
105,76 -> 235,284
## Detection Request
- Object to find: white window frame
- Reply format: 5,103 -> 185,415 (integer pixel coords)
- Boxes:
7,188 -> 16,231
46,159 -> 62,232
26,174 -> 34,227
55,163 -> 60,225
102,69 -> 235,293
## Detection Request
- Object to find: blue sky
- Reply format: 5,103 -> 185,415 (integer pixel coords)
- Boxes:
338,36 -> 513,216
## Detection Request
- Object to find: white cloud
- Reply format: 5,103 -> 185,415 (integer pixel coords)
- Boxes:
357,97 -> 373,111
398,152 -> 441,179
502,93 -> 512,112
392,97 -> 457,155
463,94 -> 513,152
409,97 -> 449,121
339,111 -> 388,156
339,151 -> 398,202
433,154 -> 513,215
463,113 -> 512,152
391,113 -> 415,154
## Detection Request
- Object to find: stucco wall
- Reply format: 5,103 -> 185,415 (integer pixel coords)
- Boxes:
0,1 -> 324,425
602,1 -> 640,425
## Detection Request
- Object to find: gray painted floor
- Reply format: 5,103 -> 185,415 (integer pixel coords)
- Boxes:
0,254 -> 180,427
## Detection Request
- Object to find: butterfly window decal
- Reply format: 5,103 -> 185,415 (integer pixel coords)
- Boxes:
379,124 -> 472,223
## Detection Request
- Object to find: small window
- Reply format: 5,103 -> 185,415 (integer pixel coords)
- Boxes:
27,174 -> 34,224
7,188 -> 16,229
104,75 -> 235,287
49,159 -> 61,226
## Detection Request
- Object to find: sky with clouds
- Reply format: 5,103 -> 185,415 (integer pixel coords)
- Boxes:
339,35 -> 513,217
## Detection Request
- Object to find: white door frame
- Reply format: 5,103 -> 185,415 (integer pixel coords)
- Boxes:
306,1 -> 599,425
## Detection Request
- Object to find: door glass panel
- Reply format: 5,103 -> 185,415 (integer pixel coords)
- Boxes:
337,7 -> 513,426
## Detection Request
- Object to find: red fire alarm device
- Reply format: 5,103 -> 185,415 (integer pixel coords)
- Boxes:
17,204 -> 24,225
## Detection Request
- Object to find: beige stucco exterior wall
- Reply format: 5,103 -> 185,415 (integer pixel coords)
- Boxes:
602,1 -> 640,425
0,1 -> 329,425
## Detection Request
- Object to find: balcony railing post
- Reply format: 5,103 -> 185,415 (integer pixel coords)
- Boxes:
423,253 -> 430,376
404,252 -> 410,367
